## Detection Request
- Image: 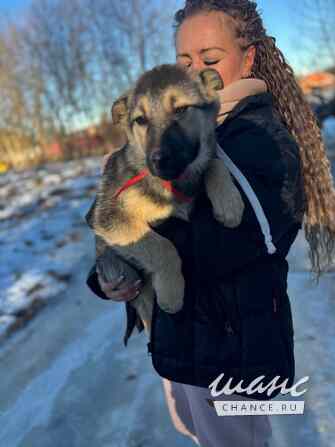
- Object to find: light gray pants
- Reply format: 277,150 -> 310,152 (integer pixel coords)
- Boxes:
162,378 -> 273,447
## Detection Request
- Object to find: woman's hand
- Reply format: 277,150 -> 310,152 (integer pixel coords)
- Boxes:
97,273 -> 143,302
96,248 -> 144,302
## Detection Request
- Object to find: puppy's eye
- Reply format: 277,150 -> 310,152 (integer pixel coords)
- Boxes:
174,106 -> 189,116
133,116 -> 148,126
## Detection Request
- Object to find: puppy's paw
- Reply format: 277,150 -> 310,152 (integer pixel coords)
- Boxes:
159,299 -> 184,314
213,187 -> 245,227
154,273 -> 185,314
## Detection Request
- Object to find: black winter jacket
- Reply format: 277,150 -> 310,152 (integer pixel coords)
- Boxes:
86,92 -> 307,400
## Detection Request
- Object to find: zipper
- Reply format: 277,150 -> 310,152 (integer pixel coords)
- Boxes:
271,260 -> 280,315
273,297 -> 277,314
219,278 -> 239,336
225,320 -> 235,335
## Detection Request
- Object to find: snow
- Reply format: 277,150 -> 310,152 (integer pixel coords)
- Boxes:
323,116 -> 335,152
1,118 -> 334,343
1,126 -> 335,341
0,157 -> 101,340
0,148 -> 335,444
275,230 -> 335,447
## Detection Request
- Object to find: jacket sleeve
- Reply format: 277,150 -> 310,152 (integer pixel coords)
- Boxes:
86,263 -> 110,300
85,232 -> 113,301
190,120 -> 307,278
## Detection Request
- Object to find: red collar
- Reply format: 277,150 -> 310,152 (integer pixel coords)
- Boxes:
113,168 -> 193,203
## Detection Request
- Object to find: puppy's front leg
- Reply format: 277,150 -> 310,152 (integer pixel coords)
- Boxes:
97,223 -> 184,315
94,244 -> 153,333
112,228 -> 184,315
205,158 -> 245,227
129,280 -> 154,337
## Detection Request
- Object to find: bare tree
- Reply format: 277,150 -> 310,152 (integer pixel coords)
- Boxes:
0,26 -> 42,168
293,0 -> 335,74
292,0 -> 335,129
0,0 -> 177,168
83,0 -> 176,117
20,0 -> 177,130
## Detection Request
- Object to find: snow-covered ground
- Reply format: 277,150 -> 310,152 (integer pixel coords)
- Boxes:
323,117 -> 335,154
0,130 -> 335,445
0,219 -> 334,446
1,117 -> 334,343
0,157 -> 101,341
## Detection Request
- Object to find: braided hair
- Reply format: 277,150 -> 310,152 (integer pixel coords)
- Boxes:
174,0 -> 335,281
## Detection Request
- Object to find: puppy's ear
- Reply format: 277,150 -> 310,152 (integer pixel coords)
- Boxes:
85,198 -> 97,228
106,124 -> 128,151
109,89 -> 132,150
111,89 -> 132,125
199,68 -> 224,92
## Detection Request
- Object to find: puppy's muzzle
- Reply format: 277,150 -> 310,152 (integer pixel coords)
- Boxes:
149,150 -> 181,180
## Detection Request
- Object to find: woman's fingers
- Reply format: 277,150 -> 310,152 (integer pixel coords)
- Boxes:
108,286 -> 141,302
101,284 -> 140,301
98,274 -> 125,291
98,274 -> 142,302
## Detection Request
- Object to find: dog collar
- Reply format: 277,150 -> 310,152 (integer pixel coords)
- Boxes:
113,168 -> 193,203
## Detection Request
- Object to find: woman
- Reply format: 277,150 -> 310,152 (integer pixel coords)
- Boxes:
86,1 -> 335,446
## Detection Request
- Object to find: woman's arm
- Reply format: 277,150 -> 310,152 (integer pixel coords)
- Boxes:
86,264 -> 110,301
86,233 -> 146,344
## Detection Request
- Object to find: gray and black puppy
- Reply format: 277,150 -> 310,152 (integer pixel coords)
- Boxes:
86,64 -> 245,337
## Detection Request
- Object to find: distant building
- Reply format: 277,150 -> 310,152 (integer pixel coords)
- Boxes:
298,69 -> 335,103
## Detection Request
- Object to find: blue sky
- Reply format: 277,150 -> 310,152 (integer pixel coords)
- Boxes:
0,0 -> 331,76
1,0 -> 31,14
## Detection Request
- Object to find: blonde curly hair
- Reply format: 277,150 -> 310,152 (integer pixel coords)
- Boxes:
174,0 -> 335,282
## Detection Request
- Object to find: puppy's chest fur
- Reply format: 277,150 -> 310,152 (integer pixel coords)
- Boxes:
93,143 -> 197,233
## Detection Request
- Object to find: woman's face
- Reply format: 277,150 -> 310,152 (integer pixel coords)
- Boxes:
176,11 -> 255,88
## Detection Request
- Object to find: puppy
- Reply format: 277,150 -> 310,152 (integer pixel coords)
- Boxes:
86,64 -> 244,337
